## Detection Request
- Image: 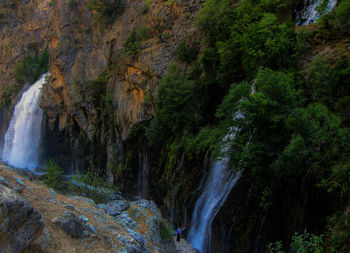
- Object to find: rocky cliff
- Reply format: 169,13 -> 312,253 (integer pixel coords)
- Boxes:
0,0 -> 202,171
0,162 -> 199,252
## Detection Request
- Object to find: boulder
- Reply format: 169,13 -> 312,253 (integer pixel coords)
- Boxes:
53,212 -> 85,239
104,200 -> 130,216
0,176 -> 8,186
0,184 -> 43,253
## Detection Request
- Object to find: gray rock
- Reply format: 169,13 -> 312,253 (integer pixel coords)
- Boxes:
127,245 -> 144,253
105,200 -> 130,216
11,185 -> 23,193
55,212 -> 85,239
79,215 -> 89,222
38,228 -> 53,251
64,205 -> 76,211
127,229 -> 145,247
0,184 -> 44,253
98,203 -> 107,210
0,176 -> 8,186
82,230 -> 89,238
49,188 -> 56,198
15,177 -> 25,186
87,224 -> 97,234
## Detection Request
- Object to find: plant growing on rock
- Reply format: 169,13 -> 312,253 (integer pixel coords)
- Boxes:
87,0 -> 125,25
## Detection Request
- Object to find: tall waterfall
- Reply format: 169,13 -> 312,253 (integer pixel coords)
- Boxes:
297,0 -> 337,25
188,113 -> 243,253
2,73 -> 48,169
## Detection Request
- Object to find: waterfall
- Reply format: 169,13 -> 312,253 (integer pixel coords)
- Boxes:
188,113 -> 243,253
187,157 -> 242,253
1,73 -> 48,169
296,0 -> 337,25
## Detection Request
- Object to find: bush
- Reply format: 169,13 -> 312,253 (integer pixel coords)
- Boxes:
159,218 -> 173,240
141,0 -> 152,14
137,26 -> 152,40
44,159 -> 64,190
336,0 -> 350,27
290,231 -> 324,253
268,231 -> 324,253
123,29 -> 141,55
146,64 -> 202,146
176,40 -> 199,63
0,84 -> 19,108
14,50 -> 49,84
88,0 -> 125,25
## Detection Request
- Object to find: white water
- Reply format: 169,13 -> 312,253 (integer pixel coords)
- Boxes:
188,113 -> 243,253
297,0 -> 337,25
2,73 -> 48,169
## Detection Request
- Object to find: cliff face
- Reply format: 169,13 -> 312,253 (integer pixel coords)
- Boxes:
0,0 -> 51,89
39,0 -> 201,141
0,0 -> 202,175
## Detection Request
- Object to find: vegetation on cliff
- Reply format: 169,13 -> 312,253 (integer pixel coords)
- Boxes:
0,50 -> 48,108
118,0 -> 350,251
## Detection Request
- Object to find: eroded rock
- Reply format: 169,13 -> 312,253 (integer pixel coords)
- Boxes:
0,184 -> 43,253
104,199 -> 130,216
53,212 -> 85,239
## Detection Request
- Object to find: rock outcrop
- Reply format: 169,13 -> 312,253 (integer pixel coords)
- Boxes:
0,163 -> 185,252
0,183 -> 44,253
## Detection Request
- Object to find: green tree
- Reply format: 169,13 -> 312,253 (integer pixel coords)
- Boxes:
146,64 -> 202,146
44,159 -> 64,190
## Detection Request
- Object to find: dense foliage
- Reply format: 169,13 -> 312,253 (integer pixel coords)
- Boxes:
14,50 -> 49,85
121,0 -> 350,251
0,50 -> 48,108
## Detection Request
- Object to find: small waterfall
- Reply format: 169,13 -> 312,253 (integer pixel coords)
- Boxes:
2,73 -> 48,169
296,0 -> 337,25
187,158 -> 242,253
188,113 -> 244,253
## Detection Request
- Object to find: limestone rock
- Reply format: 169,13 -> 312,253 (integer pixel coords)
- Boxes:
0,184 -> 43,253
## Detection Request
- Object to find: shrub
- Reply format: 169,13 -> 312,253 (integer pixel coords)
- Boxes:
159,218 -> 173,240
44,159 -> 64,190
176,40 -> 198,63
141,0 -> 152,14
290,231 -> 323,253
137,26 -> 152,40
123,29 -> 141,55
0,84 -> 19,108
336,0 -> 350,27
87,0 -> 125,25
14,50 -> 49,84
146,64 -> 202,146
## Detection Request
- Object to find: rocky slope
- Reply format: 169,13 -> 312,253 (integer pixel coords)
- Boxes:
0,162 -> 199,252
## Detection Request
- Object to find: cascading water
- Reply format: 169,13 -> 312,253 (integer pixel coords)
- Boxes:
187,156 -> 242,253
188,113 -> 244,253
296,0 -> 337,25
1,73 -> 48,169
